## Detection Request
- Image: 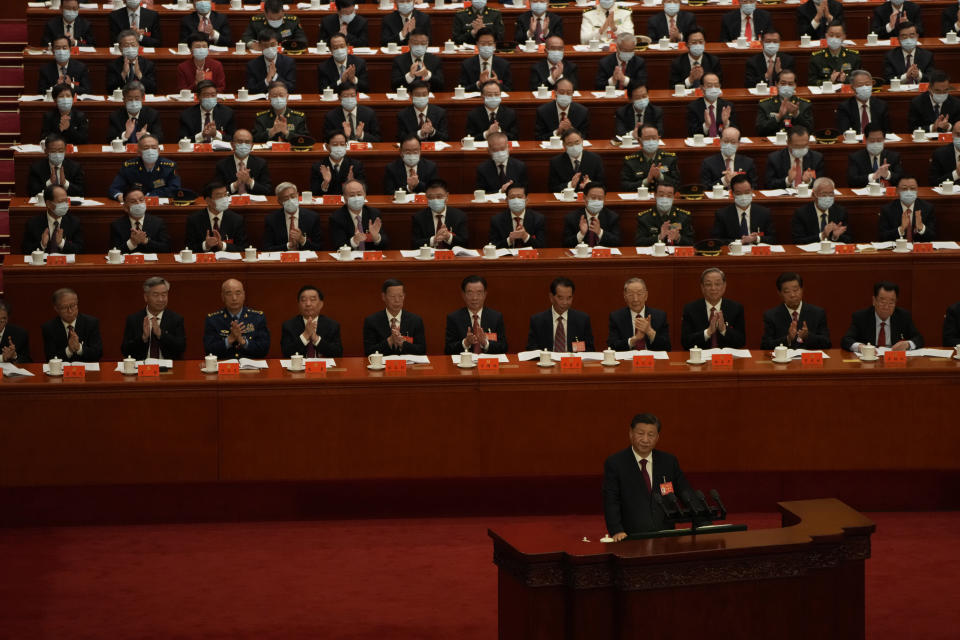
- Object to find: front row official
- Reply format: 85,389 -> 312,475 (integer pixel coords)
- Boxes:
202,279 -> 270,359
362,278 -> 427,356
760,272 -> 831,350
185,181 -> 249,253
681,268 -> 746,349
280,285 -> 343,358
443,275 -> 508,355
0,301 -> 31,364
526,276 -> 595,352
607,278 -> 671,351
109,189 -> 171,254
21,185 -> 84,255
120,276 -> 186,360
42,287 -> 103,362
603,413 -> 694,540
841,281 -> 924,353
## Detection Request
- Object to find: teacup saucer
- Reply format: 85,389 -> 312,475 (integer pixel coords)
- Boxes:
537,361 -> 555,368
481,255 -> 498,260
457,361 -> 477,369
859,355 -> 879,362
121,370 -> 138,376
200,367 -> 218,374
45,371 -> 63,377
892,248 -> 912,254
414,255 -> 434,261
817,249 -> 835,255
367,364 -> 386,370
242,257 -> 258,263
685,359 -> 705,365
286,366 -> 305,373
953,355 -> 960,361
772,357 -> 792,364
601,360 -> 620,366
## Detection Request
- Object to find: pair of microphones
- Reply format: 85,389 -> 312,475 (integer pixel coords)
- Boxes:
654,488 -> 728,522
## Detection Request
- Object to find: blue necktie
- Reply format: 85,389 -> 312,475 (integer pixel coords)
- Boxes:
872,155 -> 879,172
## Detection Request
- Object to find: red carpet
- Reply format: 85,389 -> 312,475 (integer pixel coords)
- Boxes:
1,512 -> 958,639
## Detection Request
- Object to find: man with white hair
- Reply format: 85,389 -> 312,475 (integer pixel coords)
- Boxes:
594,32 -> 645,89
261,182 -> 324,251
791,177 -> 852,244
581,2 -> 633,45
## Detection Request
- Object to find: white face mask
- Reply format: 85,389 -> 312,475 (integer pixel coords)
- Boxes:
140,148 -> 158,164
585,199 -> 604,214
402,153 -> 420,167
734,193 -> 753,209
48,152 -> 65,167
267,18 -> 284,29
214,196 -> 231,212
556,93 -> 573,109
53,201 -> 69,217
282,198 -> 299,214
329,145 -> 347,160
128,202 -> 147,219
261,46 -> 278,61
508,197 -> 525,213
57,97 -> 73,113
122,46 -> 139,60
491,149 -> 509,165
347,195 -> 365,210
332,47 -> 348,63
234,143 -> 252,158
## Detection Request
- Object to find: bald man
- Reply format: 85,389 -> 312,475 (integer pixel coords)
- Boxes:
202,278 -> 270,359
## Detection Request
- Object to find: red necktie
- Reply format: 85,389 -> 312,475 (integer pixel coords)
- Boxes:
418,111 -> 425,128
860,103 -> 869,134
237,159 -> 247,194
639,458 -> 652,493
559,109 -> 566,122
533,17 -> 542,42
709,307 -> 719,348
708,104 -> 718,137
355,214 -> 365,251
435,214 -> 448,248
213,215 -> 220,232
792,158 -> 803,187
904,208 -> 913,242
584,217 -> 599,246
305,321 -> 317,358
635,313 -> 647,350
47,220 -> 60,253
554,316 -> 566,352
148,317 -> 160,358
135,220 -> 141,231
744,15 -> 752,41
472,313 -> 483,354
878,321 -> 887,347
792,310 -> 802,345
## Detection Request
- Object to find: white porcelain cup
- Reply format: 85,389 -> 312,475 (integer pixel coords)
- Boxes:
387,42 -> 399,54
895,237 -> 909,251
112,88 -> 124,101
301,190 -> 313,204
461,135 -> 474,149
575,243 -> 590,257
912,128 -> 925,142
483,244 -> 497,258
637,185 -> 649,199
562,187 -> 576,201
31,250 -> 44,265
653,242 -> 666,256
867,33 -> 878,45
861,344 -> 876,360
602,348 -> 617,364
368,351 -> 384,367
774,344 -> 789,361
321,87 -> 334,99
205,353 -> 218,370
237,87 -> 249,100
549,135 -> 562,149
525,39 -> 536,51
473,189 -> 485,202
659,37 -> 671,50
317,41 -> 329,54
244,246 -> 257,261
44,87 -> 53,101
111,138 -> 125,151
689,347 -> 703,364
459,351 -> 474,366
444,40 -> 456,53
230,0 -> 241,8
736,36 -> 747,48
290,353 -> 305,370
693,133 -> 704,145
605,84 -> 617,97
954,344 -> 960,358
674,84 -> 686,96
712,184 -> 725,198
755,81 -> 768,94
775,130 -> 788,145
454,86 -> 466,98
941,180 -> 955,194
339,245 -> 352,260
311,0 -> 322,8
800,35 -> 811,46
419,245 -> 433,259
890,77 -> 901,91
108,248 -> 122,264
820,240 -> 834,253
868,181 -> 883,196
843,128 -> 857,142
235,41 -> 246,54
729,240 -> 743,256
621,132 -> 634,146
180,248 -> 194,262
822,80 -> 834,92
123,356 -> 137,375
49,357 -> 63,376
797,183 -> 810,197
396,85 -> 408,99
947,31 -> 959,44
177,42 -> 189,55
394,189 -> 407,203
179,138 -> 192,151
539,350 -> 553,366
536,84 -> 549,99
588,39 -> 600,51
435,0 -> 444,8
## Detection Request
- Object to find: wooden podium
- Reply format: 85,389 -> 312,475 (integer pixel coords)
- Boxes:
489,499 -> 875,640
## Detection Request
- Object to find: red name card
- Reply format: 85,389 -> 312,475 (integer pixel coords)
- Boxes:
751,245 -> 772,256
218,362 -> 239,374
280,252 -> 300,262
385,359 -> 407,372
137,363 -> 160,377
673,246 -> 695,257
144,196 -> 160,206
434,249 -> 454,261
63,364 -> 85,379
321,195 -> 342,205
835,244 -> 856,255
46,255 -> 67,265
884,350 -> 907,364
271,142 -> 291,152
938,133 -> 952,142
592,247 -> 611,257
413,194 -> 427,204
196,252 -> 216,263
193,143 -> 213,152
362,251 -> 384,261
420,142 -> 436,151
232,195 -> 250,206
305,360 -> 327,373
125,144 -> 138,153
560,356 -> 582,370
124,254 -> 145,264
801,352 -> 823,366
518,248 -> 538,259
913,243 -> 934,253
633,355 -> 655,368
711,353 -> 734,367
477,357 -> 500,371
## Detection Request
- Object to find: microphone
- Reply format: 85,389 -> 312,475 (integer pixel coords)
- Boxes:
673,491 -> 692,518
694,490 -> 712,518
653,490 -> 676,518
710,489 -> 728,518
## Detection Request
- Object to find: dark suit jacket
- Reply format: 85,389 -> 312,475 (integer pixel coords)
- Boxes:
686,97 -> 737,137
488,208 -> 546,248
390,52 -> 445,92
261,208 -> 324,251
121,309 -> 187,360
908,93 -> 960,132
944,6 -> 960,36
535,101 -> 589,140
871,1 -> 923,36
362,310 -> 426,355
43,16 -> 96,46
309,156 -> 365,196
383,157 -> 438,194
105,56 -> 157,94
615,102 -> 664,136
647,11 -> 699,41
21,212 -> 83,254
846,148 -> 903,188
42,313 -> 102,362
791,201 -> 853,244
836,97 -> 891,133
106,106 -> 163,144
280,315 -> 343,358
929,143 -> 958,186
764,148 -> 825,189
668,52 -> 722,88
720,8 -> 772,41
316,55 -> 369,93
878,198 -> 936,242
0,324 -> 31,363
215,154 -> 273,196
27,157 -> 85,198
329,205 -> 389,250
444,307 -> 508,354
109,214 -> 170,254
548,151 -> 605,193
711,204 -> 777,243
515,11 -> 563,43
842,307 -> 924,350
943,301 -> 960,347
882,47 -> 934,82
603,447 -> 693,535
411,206 -> 469,248
245,54 -> 297,93
396,104 -> 449,141
465,105 -> 519,140
459,55 -> 512,91
561,207 -> 619,247
179,11 -> 232,46
761,303 -> 831,349
594,54 -> 647,90
744,52 -> 796,87
475,157 -> 527,192
323,105 -> 383,142
526,308 -> 594,351
38,60 -> 91,96
380,10 -> 431,46
680,298 -> 746,349
319,14 -> 369,47
40,108 -> 89,145
607,306 -> 671,351
178,103 -> 236,141
528,59 -> 579,90
109,8 -> 162,46
795,0 -> 844,39
699,153 -> 758,189
185,208 -> 248,253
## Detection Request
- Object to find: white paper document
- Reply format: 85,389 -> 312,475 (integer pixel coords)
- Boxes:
700,348 -> 752,360
383,354 -> 431,364
217,358 -> 269,370
113,359 -> 174,371
450,354 -> 510,364
1,362 -> 34,377
280,358 -> 336,370
43,362 -> 100,374
615,350 -> 670,360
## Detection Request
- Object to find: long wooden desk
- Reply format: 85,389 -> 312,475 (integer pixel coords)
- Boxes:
4,247 -> 959,361
490,499 -> 875,640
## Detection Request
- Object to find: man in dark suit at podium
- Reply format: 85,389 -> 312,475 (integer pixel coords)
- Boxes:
444,275 -> 508,355
760,272 -> 831,350
280,285 -> 343,358
680,267 -> 746,349
363,279 -> 427,356
603,413 -> 694,540
121,277 -> 187,361
42,288 -> 103,362
526,277 -> 594,352
607,277 -> 671,352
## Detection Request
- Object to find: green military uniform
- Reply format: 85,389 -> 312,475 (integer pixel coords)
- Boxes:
754,95 -> 815,136
808,47 -> 861,85
452,7 -> 505,44
634,205 -> 695,247
202,306 -> 270,359
252,108 -> 310,143
620,150 -> 680,190
241,15 -> 307,47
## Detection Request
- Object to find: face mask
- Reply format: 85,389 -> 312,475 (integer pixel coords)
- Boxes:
508,197 -> 525,213
531,2 -> 547,15
734,193 -> 753,209
478,45 -> 495,59
740,3 -> 756,16
193,47 -> 209,61
267,18 -> 284,28
261,46 -> 278,61
63,9 -> 78,22
341,11 -> 356,24
826,36 -> 842,50
126,0 -> 140,9
954,137 -> 960,151
491,149 -> 509,164
618,51 -> 634,64
790,146 -> 808,159
472,0 -> 486,9
329,144 -> 347,160
932,92 -> 949,105
664,2 -> 679,17
855,85 -> 872,102
402,153 -> 420,167
721,142 -> 737,157
122,46 -> 139,60
48,152 -> 65,166
891,0 -> 904,5
633,98 -> 649,111
642,139 -> 659,154
703,87 -> 722,102
763,42 -> 779,57
129,202 -> 147,219
410,44 -> 427,58
234,143 -> 252,158
899,190 -> 917,206
817,195 -> 835,210
53,201 -> 69,217
270,96 -> 287,112
656,197 -> 673,213
484,95 -> 501,110
141,148 -> 158,164
53,49 -> 70,65
585,199 -> 604,214
547,49 -> 563,64
778,84 -> 796,100
214,196 -> 231,212
688,43 -> 704,58
282,198 -> 299,214
347,195 -> 365,210
340,96 -> 357,111
332,47 -> 348,63
412,95 -> 429,110
427,197 -> 446,212
56,97 -> 73,113
598,0 -> 615,9
900,38 -> 917,52
556,93 -> 572,109
200,96 -> 217,111
565,143 -> 582,158
126,99 -> 142,115
866,141 -> 884,156
397,2 -> 414,14
195,1 -> 211,14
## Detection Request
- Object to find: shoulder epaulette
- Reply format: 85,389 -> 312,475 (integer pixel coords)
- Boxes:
255,109 -> 270,116
122,158 -> 139,167
661,151 -> 677,157
251,15 -> 265,22
637,208 -> 654,215
846,48 -> 859,54
676,207 -> 691,214
247,308 -> 264,315
289,109 -> 305,117
797,96 -> 811,103
207,310 -> 221,317
287,15 -> 300,23
625,153 -> 642,160
811,49 -> 826,56
759,96 -> 776,103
